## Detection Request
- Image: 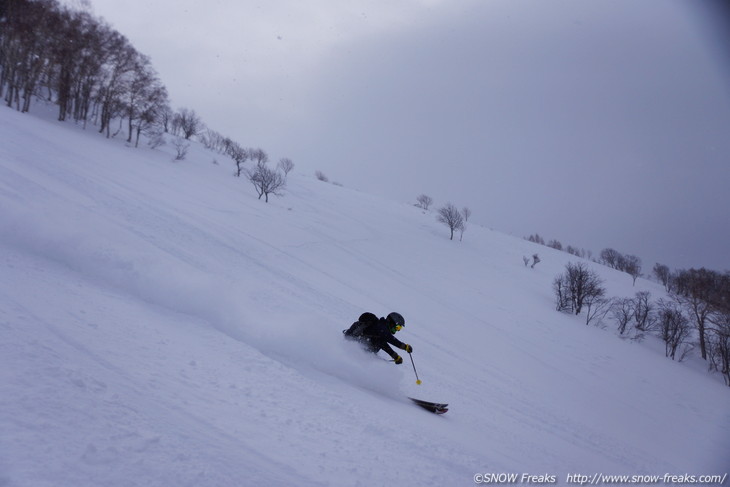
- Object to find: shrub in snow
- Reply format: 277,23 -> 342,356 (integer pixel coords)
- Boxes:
172,138 -> 189,161
531,254 -> 540,268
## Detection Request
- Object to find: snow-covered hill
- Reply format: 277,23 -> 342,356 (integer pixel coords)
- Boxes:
1,107 -> 728,487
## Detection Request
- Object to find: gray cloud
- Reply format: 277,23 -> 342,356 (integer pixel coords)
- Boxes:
86,0 -> 730,271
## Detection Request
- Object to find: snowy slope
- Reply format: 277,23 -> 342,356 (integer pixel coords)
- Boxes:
1,107 -> 729,487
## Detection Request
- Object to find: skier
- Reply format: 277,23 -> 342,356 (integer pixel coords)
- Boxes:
343,311 -> 413,364
344,312 -> 447,413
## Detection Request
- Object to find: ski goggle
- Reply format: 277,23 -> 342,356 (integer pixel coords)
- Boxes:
391,325 -> 403,333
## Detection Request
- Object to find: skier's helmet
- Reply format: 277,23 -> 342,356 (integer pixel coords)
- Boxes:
387,312 -> 405,333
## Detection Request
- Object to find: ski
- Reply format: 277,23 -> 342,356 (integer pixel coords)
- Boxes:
408,397 -> 448,414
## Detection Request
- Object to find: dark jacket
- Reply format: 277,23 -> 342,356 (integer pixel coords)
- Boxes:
343,314 -> 407,361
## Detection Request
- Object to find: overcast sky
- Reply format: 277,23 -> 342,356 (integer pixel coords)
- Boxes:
80,0 -> 730,272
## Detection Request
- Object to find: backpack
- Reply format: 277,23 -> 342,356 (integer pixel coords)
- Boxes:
343,312 -> 378,337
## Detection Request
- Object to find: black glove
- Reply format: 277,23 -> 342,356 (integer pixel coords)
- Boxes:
402,344 -> 413,353
394,355 -> 403,364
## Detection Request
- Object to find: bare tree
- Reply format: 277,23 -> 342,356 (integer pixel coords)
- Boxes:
706,272 -> 730,384
278,157 -> 294,177
657,299 -> 691,360
611,297 -> 635,335
146,126 -> 165,149
137,85 -> 168,147
245,160 -> 285,202
97,32 -> 137,137
553,275 -> 571,312
653,263 -> 671,290
201,129 -> 228,153
53,7 -> 96,122
0,0 -> 176,142
608,292 -> 654,338
623,254 -> 642,285
124,53 -> 152,143
3,2 -> 87,123
673,268 -> 718,360
600,248 -> 623,269
226,142 -> 249,177
531,254 -> 540,268
1,0 -> 56,112
159,105 -> 174,133
633,291 -> 655,332
69,15 -> 109,127
169,111 -> 183,136
708,311 -> 730,386
458,220 -> 466,241
461,206 -> 471,222
547,240 -> 563,251
585,296 -> 612,327
553,262 -> 605,315
457,207 -> 471,241
437,203 -> 464,241
527,234 -> 545,245
126,57 -> 168,148
249,147 -> 269,166
177,107 -> 203,140
172,138 -> 189,161
415,194 -> 433,210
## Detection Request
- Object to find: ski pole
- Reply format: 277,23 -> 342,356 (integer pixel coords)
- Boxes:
409,352 -> 422,385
